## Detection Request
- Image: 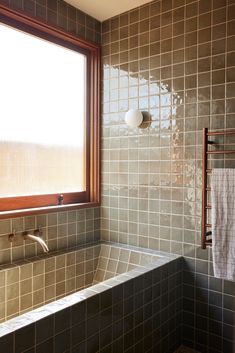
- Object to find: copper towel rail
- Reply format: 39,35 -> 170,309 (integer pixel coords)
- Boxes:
201,128 -> 235,249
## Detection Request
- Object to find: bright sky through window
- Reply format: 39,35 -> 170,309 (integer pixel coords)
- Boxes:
0,23 -> 85,147
0,23 -> 86,197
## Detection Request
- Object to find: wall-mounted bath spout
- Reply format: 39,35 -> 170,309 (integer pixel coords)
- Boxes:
23,230 -> 49,253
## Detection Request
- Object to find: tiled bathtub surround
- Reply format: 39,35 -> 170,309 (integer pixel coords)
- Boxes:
0,242 -> 172,323
0,244 -> 182,353
93,242 -> 165,282
101,0 -> 235,352
0,244 -> 100,322
0,208 -> 100,265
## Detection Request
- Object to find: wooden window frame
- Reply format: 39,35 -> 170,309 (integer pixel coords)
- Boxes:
0,4 -> 100,219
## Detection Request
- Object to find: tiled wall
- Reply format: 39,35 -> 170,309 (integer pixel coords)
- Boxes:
100,0 -> 235,352
0,0 -> 101,43
0,0 -> 101,265
0,208 -> 100,265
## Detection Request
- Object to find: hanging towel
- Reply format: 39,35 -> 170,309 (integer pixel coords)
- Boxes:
211,169 -> 235,281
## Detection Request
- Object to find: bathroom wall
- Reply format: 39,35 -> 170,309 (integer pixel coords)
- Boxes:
0,0 -> 234,351
0,208 -> 100,264
0,0 -> 101,264
100,0 -> 235,352
0,0 -> 101,43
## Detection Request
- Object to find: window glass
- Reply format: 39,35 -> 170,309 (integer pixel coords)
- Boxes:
0,23 -> 86,197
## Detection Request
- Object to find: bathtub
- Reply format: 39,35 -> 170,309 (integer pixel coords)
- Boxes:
0,242 -> 182,353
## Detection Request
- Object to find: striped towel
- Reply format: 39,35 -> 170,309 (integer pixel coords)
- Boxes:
211,169 -> 235,281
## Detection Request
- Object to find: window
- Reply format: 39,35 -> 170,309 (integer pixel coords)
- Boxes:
0,5 -> 100,217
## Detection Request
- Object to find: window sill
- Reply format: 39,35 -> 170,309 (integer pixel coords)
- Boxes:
0,201 -> 100,219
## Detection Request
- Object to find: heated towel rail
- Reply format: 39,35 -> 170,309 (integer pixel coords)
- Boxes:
202,128 -> 235,249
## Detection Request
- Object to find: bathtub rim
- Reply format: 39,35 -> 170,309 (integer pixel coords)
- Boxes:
0,241 -> 181,337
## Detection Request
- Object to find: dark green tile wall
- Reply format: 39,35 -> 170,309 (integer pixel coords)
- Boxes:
100,0 -> 235,352
0,0 -> 101,43
0,0 -> 234,351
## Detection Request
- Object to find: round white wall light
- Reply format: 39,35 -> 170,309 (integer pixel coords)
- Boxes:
125,109 -> 143,128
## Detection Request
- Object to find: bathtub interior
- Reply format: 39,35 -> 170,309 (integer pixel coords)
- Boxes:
0,242 -> 173,324
93,243 -> 164,283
